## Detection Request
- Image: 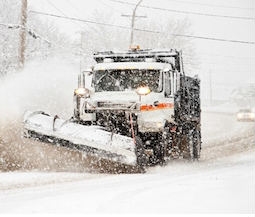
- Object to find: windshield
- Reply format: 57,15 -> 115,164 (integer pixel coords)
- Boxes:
93,69 -> 162,92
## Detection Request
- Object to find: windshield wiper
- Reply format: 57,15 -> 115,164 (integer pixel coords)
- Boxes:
96,72 -> 118,85
96,72 -> 107,84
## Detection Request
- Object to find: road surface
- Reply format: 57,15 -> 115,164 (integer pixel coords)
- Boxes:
0,111 -> 254,213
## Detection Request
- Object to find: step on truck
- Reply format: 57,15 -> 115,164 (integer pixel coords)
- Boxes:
23,47 -> 201,172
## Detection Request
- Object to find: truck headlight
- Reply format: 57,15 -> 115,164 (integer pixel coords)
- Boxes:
74,88 -> 90,97
136,85 -> 151,96
237,114 -> 242,119
249,113 -> 255,118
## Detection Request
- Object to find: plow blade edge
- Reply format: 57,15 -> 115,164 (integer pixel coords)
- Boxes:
23,111 -> 137,166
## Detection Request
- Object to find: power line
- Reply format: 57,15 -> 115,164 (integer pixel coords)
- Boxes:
108,0 -> 255,21
63,0 -> 97,31
168,33 -> 254,44
30,10 -> 140,29
46,0 -> 68,17
30,10 -> 255,45
0,22 -> 84,57
0,23 -> 51,44
45,0 -> 85,29
166,0 -> 254,11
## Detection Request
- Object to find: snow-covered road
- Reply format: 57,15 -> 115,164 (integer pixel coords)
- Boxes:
0,112 -> 254,213
0,149 -> 254,213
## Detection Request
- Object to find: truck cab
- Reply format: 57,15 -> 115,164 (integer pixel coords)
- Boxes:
74,49 -> 182,132
74,48 -> 201,165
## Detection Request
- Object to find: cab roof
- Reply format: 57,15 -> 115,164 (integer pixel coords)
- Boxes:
93,48 -> 180,64
93,61 -> 173,71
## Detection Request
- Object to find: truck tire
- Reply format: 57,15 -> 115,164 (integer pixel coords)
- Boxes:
153,141 -> 165,165
135,136 -> 147,169
181,125 -> 201,160
193,128 -> 201,159
182,129 -> 193,160
161,126 -> 172,161
163,123 -> 180,160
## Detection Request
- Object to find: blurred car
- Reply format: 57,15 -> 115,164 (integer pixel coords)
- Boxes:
236,109 -> 255,121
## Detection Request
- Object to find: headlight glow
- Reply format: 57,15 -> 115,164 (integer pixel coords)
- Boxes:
136,86 -> 151,96
237,114 -> 242,119
249,113 -> 255,118
74,88 -> 89,97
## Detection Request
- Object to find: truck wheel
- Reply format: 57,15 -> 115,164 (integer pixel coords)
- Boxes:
163,123 -> 182,160
161,127 -> 172,162
153,142 -> 165,165
135,136 -> 147,169
180,126 -> 193,160
181,125 -> 201,160
193,128 -> 201,159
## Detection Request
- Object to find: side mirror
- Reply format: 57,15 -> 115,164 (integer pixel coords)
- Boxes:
79,68 -> 93,90
82,68 -> 93,76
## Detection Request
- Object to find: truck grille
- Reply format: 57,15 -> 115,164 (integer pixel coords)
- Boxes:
97,102 -> 137,110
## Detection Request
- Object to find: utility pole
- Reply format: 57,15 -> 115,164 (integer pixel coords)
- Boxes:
121,0 -> 146,47
19,0 -> 27,68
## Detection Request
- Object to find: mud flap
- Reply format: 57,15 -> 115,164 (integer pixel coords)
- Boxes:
23,111 -> 137,166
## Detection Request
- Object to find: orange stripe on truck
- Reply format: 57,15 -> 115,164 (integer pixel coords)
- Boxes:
140,103 -> 174,111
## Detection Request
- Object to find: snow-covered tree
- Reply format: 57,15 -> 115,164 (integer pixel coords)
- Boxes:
0,0 -> 71,77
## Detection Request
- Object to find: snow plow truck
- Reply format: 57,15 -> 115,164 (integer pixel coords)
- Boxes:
23,47 -> 201,172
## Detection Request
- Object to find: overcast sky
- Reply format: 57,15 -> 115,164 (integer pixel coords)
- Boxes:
27,0 -> 254,101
